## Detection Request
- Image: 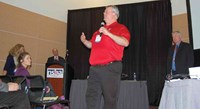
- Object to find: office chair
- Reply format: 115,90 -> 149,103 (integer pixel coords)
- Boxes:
26,75 -> 70,109
0,76 -> 26,109
0,75 -> 12,83
0,75 -> 26,83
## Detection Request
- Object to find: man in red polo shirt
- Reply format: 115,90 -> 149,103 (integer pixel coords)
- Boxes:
80,5 -> 130,109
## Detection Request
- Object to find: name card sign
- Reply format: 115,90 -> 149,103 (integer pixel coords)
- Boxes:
47,68 -> 64,78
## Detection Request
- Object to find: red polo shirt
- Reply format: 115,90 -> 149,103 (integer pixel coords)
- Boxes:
89,22 -> 130,65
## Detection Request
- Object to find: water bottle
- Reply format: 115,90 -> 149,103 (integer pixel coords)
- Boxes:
133,72 -> 137,81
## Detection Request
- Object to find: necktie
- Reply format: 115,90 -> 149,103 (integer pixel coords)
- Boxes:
172,45 -> 178,72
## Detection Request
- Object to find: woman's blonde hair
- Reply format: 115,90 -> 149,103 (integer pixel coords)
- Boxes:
9,44 -> 24,56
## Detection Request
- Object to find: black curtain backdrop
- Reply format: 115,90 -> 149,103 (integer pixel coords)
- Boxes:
67,0 -> 172,106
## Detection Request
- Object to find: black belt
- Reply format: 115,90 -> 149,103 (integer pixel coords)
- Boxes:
93,61 -> 121,67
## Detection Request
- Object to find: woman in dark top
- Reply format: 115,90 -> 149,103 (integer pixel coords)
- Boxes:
3,44 -> 25,76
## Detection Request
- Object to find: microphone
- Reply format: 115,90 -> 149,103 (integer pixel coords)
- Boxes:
40,87 -> 46,101
95,21 -> 106,43
40,81 -> 47,101
65,49 -> 69,61
99,21 -> 105,36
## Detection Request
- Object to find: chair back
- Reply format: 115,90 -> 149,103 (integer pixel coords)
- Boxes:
0,75 -> 12,83
26,75 -> 46,102
11,76 -> 26,84
25,75 -> 70,109
27,75 -> 44,89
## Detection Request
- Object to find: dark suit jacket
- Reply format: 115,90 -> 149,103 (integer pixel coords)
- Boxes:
47,56 -> 65,64
3,54 -> 16,76
167,41 -> 194,75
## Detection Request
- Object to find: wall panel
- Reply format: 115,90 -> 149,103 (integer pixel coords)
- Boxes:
0,2 -> 67,77
172,13 -> 189,43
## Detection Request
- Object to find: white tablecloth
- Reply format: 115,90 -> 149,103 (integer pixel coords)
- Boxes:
70,80 -> 149,109
159,79 -> 200,109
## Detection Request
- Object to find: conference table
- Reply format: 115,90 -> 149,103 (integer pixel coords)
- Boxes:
69,80 -> 149,109
159,79 -> 200,109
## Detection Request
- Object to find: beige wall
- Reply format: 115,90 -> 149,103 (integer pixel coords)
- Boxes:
172,13 -> 189,43
0,2 -> 67,77
0,2 -> 190,77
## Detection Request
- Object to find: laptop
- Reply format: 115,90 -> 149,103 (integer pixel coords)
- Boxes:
14,77 -> 26,84
12,77 -> 26,90
189,67 -> 200,79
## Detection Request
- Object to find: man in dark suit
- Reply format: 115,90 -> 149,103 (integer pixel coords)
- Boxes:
47,48 -> 65,63
167,31 -> 194,75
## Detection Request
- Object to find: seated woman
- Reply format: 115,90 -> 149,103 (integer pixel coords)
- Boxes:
14,52 -> 68,109
15,52 -> 56,96
15,52 -> 31,77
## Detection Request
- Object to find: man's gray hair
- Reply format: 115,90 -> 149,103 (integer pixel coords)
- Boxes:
172,31 -> 182,37
107,5 -> 119,18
